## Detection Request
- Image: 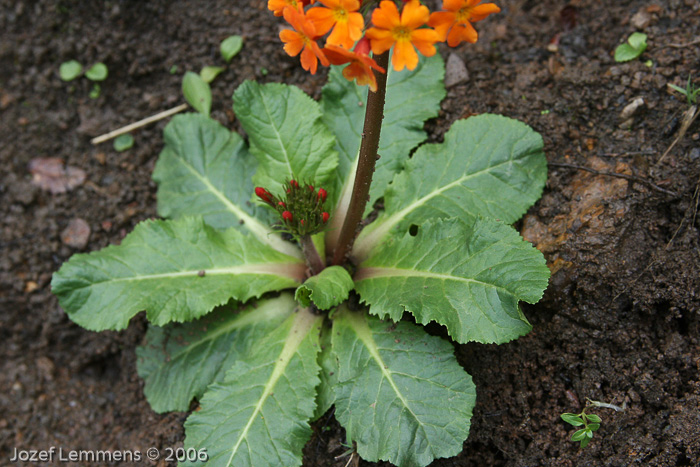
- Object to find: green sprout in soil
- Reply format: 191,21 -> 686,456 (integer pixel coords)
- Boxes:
52,2 -> 549,466
668,75 -> 700,105
220,35 -> 243,62
60,61 -> 108,98
614,32 -> 647,62
113,133 -> 134,152
561,408 -> 602,448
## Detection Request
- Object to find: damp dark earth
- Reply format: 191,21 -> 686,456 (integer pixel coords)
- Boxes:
2,1 -> 699,466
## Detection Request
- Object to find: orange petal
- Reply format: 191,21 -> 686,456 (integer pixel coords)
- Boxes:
307,7 -> 336,35
371,0 -> 400,30
401,0 -> 430,29
447,21 -> 477,46
392,40 -> 419,71
327,22 -> 355,49
411,29 -> 439,56
301,46 -> 318,74
366,28 -> 395,54
442,0 -> 464,11
347,12 -> 365,41
280,30 -> 305,56
310,40 -> 330,67
471,3 -> 501,22
428,11 -> 455,42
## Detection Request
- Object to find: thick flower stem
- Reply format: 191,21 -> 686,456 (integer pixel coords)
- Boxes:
332,51 -> 390,266
300,234 -> 325,275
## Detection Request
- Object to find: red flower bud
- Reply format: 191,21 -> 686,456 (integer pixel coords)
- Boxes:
322,212 -> 330,223
300,219 -> 305,226
307,184 -> 314,192
255,187 -> 273,204
289,180 -> 299,188
278,201 -> 286,208
317,188 -> 327,203
282,211 -> 293,222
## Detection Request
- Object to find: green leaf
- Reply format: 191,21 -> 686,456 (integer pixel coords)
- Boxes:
354,218 -> 549,344
233,81 -> 338,195
220,35 -> 243,62
571,429 -> 588,442
295,266 -> 354,310
88,83 -> 101,99
136,294 -> 296,413
585,413 -> 602,423
321,54 -> 445,251
313,324 -> 337,421
183,71 -> 212,116
200,66 -> 225,83
113,133 -> 134,152
614,33 -> 647,62
85,62 -> 108,81
331,308 -> 476,467
353,114 -> 547,260
59,60 -> 82,81
152,113 -> 300,258
579,436 -> 591,448
561,413 -> 585,426
588,423 -> 601,432
51,217 -> 306,331
182,308 -> 322,467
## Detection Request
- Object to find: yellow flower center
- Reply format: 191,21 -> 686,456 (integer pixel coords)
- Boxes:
456,7 -> 474,22
392,26 -> 412,41
333,7 -> 348,21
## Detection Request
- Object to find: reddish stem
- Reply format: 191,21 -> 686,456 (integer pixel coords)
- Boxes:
331,51 -> 390,266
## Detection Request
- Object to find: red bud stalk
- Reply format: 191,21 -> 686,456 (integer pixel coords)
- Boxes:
332,51 -> 390,266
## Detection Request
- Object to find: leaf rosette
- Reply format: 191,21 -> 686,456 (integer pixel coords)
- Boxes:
52,56 -> 549,467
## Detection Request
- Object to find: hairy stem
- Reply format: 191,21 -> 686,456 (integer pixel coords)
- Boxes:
332,51 -> 390,266
300,235 -> 325,275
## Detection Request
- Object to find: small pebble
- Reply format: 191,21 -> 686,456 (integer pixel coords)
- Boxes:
620,97 -> 645,120
61,218 -> 91,249
444,53 -> 469,87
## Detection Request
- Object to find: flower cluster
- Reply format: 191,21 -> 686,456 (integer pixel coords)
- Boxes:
269,0 -> 500,89
255,181 -> 330,237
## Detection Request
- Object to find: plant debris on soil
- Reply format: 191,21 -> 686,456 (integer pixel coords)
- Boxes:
1,1 -> 699,466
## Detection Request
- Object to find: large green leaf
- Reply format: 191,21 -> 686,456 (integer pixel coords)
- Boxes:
52,217 -> 306,331
354,218 -> 549,344
321,54 -> 445,252
182,308 -> 322,467
353,114 -> 547,260
233,81 -> 338,195
295,265 -> 354,310
153,113 -> 300,258
136,294 -> 297,413
332,308 -> 476,467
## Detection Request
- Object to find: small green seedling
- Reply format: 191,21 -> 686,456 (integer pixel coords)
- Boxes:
561,408 -> 602,448
113,134 -> 134,152
59,60 -> 82,81
220,35 -> 243,62
60,61 -> 108,98
200,66 -> 225,84
614,32 -> 647,62
668,75 -> 699,105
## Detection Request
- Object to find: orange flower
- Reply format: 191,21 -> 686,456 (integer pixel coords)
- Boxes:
307,0 -> 364,50
279,7 -> 330,74
323,39 -> 386,91
365,0 -> 439,72
428,0 -> 500,46
268,0 -> 313,17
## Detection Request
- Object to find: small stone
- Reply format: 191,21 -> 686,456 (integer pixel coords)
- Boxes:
61,218 -> 91,249
631,9 -> 652,29
24,281 -> 38,293
444,53 -> 469,87
619,97 -> 645,121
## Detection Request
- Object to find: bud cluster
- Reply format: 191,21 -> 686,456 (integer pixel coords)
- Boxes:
255,180 -> 330,237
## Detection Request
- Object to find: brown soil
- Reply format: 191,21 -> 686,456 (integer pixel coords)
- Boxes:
2,1 -> 699,466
